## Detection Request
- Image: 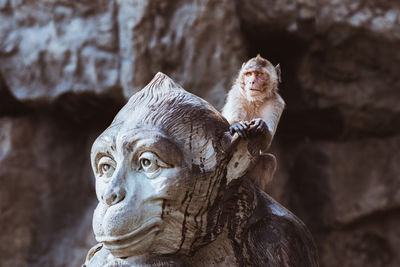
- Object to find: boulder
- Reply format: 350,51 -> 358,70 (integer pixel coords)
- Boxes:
0,115 -> 96,266
0,0 -> 245,108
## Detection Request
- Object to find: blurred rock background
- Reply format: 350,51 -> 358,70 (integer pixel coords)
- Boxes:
0,0 -> 399,266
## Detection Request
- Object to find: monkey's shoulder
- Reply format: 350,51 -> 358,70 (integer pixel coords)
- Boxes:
260,93 -> 285,106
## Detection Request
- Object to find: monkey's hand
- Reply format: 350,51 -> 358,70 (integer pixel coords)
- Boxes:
249,118 -> 273,146
229,121 -> 251,138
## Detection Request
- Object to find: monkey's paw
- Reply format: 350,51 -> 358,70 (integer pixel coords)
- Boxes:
249,118 -> 267,135
229,121 -> 251,138
249,118 -> 272,142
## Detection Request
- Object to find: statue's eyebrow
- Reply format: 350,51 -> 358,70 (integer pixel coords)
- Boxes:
121,138 -> 139,153
96,135 -> 116,153
123,136 -> 183,166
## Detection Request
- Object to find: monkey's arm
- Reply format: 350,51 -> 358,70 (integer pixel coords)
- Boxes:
258,94 -> 285,149
221,89 -> 248,124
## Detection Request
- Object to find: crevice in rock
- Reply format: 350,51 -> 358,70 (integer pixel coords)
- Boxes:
333,206 -> 400,232
27,89 -> 125,132
279,107 -> 345,145
285,144 -> 334,240
0,73 -> 31,117
298,33 -> 400,139
238,25 -> 346,143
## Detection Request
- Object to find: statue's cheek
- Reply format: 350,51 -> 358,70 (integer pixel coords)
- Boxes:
92,203 -> 107,238
95,180 -> 107,203
147,168 -> 183,194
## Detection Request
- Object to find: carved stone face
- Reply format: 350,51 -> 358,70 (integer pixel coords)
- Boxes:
90,73 -> 230,258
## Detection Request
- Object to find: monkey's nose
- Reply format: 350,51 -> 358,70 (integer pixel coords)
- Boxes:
102,187 -> 126,206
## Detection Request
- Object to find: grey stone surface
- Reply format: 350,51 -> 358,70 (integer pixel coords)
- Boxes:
0,115 -> 96,266
117,0 -> 245,108
0,0 -> 399,266
321,213 -> 400,267
0,0 -> 245,108
287,136 -> 400,226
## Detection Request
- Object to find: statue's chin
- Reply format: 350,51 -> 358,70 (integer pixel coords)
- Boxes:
96,217 -> 161,258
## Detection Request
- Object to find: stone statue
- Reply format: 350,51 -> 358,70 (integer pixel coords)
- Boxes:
83,73 -> 319,267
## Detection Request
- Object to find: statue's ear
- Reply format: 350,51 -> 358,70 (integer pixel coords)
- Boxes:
275,64 -> 282,83
224,133 -> 263,183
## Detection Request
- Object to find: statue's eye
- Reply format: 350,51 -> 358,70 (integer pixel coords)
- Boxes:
141,158 -> 151,167
102,164 -> 111,172
139,152 -> 170,179
98,156 -> 116,178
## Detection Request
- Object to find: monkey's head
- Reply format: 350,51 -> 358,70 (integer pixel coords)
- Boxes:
239,54 -> 281,102
90,73 -> 233,258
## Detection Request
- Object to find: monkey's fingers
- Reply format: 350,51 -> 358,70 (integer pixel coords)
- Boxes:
256,121 -> 268,134
250,118 -> 262,127
230,122 -> 244,135
242,121 -> 253,138
246,119 -> 262,137
229,126 -> 236,135
230,122 -> 250,139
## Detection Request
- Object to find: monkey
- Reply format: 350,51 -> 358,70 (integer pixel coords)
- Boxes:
222,54 -> 285,191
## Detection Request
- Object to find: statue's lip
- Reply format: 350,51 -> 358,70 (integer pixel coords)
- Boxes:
97,218 -> 161,250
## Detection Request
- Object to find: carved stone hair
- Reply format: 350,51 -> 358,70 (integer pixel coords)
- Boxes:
110,73 -> 229,172
98,73 -> 232,254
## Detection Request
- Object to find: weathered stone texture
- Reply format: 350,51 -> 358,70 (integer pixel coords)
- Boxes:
285,136 -> 400,232
0,0 -> 121,101
0,0 -> 399,266
0,115 -> 96,266
117,0 -> 245,108
0,0 -> 245,108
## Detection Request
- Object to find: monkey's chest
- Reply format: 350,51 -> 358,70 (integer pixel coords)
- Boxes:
243,104 -> 260,121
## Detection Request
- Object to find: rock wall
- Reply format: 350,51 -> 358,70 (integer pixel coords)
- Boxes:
0,0 -> 399,266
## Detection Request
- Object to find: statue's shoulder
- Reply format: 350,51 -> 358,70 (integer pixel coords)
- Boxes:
83,243 -> 109,267
247,190 -> 319,267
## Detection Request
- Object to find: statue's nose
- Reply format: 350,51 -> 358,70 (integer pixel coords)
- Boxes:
102,186 -> 126,206
101,168 -> 127,206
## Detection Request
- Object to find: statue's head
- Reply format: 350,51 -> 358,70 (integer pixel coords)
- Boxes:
90,73 -> 233,258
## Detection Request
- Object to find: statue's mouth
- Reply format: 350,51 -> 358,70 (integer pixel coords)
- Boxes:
97,217 -> 161,251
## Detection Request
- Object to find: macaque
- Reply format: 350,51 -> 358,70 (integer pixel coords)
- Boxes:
222,55 -> 285,190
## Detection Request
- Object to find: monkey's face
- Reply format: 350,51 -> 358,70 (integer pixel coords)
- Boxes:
242,69 -> 271,99
243,70 -> 269,93
239,55 -> 280,102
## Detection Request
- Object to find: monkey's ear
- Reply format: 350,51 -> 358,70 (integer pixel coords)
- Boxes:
275,64 -> 282,83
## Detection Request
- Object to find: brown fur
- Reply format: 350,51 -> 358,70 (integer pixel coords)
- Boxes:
221,55 -> 285,190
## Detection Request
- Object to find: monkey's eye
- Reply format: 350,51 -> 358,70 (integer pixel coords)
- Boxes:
98,156 -> 116,178
244,72 -> 252,77
138,152 -> 171,179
